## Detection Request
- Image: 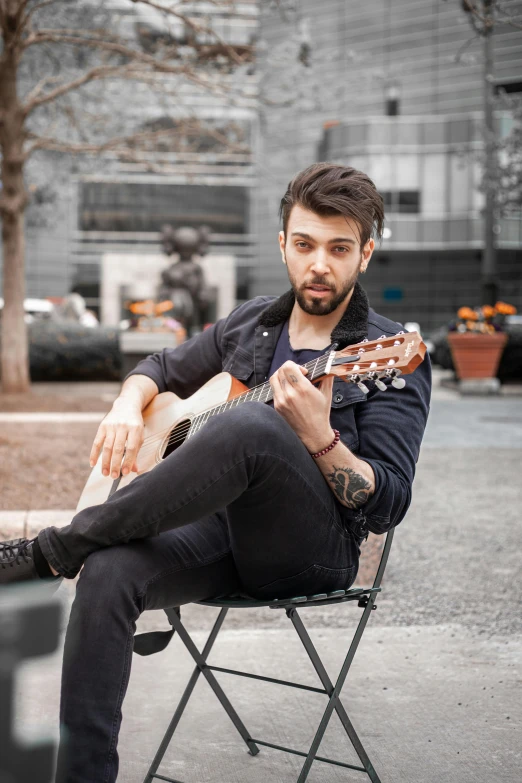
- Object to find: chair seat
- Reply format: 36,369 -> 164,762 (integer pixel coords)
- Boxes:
198,584 -> 380,610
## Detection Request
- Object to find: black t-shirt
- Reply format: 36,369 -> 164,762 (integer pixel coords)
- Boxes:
268,320 -> 326,378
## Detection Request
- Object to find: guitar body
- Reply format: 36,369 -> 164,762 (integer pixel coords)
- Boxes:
76,372 -> 248,512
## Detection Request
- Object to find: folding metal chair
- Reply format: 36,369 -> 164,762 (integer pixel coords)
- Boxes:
140,529 -> 394,783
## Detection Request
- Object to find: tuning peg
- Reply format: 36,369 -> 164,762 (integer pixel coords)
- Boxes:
375,379 -> 387,391
391,377 -> 406,389
350,373 -> 370,394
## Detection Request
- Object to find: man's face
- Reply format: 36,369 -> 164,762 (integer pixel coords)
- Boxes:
279,204 -> 374,316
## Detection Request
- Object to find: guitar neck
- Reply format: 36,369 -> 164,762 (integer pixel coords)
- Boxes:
189,351 -> 334,435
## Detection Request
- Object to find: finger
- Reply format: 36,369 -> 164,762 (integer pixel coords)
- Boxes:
89,426 -> 106,467
269,370 -> 286,407
299,366 -> 309,376
281,361 -> 303,387
120,428 -> 143,476
110,428 -> 128,479
101,429 -> 116,477
318,374 -> 335,399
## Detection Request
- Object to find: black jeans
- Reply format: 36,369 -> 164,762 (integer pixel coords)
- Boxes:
39,403 -> 361,783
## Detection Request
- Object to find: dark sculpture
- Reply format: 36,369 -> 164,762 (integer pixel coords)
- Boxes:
158,224 -> 214,332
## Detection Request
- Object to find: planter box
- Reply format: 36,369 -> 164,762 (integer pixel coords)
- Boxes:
447,332 -> 508,380
120,330 -> 182,379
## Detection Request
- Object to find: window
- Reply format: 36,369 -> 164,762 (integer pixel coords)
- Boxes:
380,191 -> 421,214
79,182 -> 249,233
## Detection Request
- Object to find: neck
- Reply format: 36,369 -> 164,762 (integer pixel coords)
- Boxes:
289,287 -> 355,347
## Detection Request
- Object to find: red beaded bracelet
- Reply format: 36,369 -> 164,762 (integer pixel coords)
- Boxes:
310,429 -> 340,459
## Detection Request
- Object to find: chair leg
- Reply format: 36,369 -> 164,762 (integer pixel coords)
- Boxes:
288,603 -> 382,783
173,614 -> 260,757
143,607 -> 259,783
143,608 -> 228,783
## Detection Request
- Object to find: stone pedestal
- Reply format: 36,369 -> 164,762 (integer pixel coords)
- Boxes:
120,330 -> 180,379
459,377 -> 501,395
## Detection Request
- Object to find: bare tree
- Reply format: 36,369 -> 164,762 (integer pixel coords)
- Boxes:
0,0 -> 254,393
450,0 -> 522,303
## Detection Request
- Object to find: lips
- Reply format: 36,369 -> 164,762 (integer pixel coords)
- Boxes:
307,285 -> 331,293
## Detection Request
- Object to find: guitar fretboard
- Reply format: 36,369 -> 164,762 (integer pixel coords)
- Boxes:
187,350 -> 333,438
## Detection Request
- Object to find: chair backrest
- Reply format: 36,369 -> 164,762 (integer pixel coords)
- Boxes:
371,528 -> 395,590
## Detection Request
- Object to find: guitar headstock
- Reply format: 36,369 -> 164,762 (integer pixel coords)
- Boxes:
326,331 -> 426,393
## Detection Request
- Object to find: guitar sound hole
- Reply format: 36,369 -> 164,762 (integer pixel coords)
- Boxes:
162,419 -> 191,459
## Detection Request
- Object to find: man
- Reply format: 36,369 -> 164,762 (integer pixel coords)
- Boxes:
0,163 -> 431,782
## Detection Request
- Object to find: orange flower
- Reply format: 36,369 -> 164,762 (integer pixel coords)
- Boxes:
481,305 -> 496,319
495,301 -> 517,315
128,299 -> 154,316
458,306 -> 477,320
155,300 -> 174,315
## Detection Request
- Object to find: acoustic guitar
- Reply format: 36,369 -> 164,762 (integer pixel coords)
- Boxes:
77,332 -> 426,512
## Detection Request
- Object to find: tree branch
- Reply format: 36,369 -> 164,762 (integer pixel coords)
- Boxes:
130,0 -> 247,65
25,120 -> 249,157
21,0 -> 59,32
21,30 -> 244,113
22,63 -> 145,114
22,73 -> 63,105
21,61 -> 230,117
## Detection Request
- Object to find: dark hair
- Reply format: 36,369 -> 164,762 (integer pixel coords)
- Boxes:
279,162 -> 385,246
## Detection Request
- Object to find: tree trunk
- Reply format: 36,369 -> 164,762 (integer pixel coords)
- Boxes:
0,1 -> 30,393
481,0 -> 498,306
1,204 -> 29,393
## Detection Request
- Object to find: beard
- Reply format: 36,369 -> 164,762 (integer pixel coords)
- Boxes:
286,260 -> 361,316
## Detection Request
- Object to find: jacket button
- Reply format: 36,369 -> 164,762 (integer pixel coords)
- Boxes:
333,391 -> 343,403
263,331 -> 268,337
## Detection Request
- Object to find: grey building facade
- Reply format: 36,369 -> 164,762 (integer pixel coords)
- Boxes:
254,0 -> 522,330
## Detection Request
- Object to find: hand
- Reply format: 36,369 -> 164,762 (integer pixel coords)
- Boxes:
269,360 -> 335,453
90,398 -> 144,479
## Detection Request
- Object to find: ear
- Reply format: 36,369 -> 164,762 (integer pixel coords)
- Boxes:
278,231 -> 287,264
360,238 -> 375,273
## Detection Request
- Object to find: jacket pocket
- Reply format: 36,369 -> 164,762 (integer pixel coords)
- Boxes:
330,380 -> 366,450
222,341 -> 254,382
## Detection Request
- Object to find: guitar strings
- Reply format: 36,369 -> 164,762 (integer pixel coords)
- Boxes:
135,353 -> 333,458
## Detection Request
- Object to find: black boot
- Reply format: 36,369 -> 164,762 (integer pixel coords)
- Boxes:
0,538 -> 61,588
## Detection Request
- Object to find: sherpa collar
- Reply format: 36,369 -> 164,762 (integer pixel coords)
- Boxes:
258,280 -> 369,349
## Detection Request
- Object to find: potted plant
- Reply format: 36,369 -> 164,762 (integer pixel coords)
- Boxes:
447,302 -> 516,380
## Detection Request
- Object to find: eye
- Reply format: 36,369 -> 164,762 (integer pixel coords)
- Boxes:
296,241 -> 310,249
334,246 -> 349,253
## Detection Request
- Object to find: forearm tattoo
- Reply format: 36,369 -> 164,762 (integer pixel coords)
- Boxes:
326,465 -> 373,509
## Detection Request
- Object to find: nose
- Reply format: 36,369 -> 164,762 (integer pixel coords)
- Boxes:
310,248 -> 330,276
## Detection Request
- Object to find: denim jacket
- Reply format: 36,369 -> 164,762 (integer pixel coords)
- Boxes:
127,282 -> 431,537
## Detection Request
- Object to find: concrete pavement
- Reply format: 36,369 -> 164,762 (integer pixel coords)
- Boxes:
4,371 -> 522,782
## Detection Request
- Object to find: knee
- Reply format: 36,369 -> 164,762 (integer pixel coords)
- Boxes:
212,401 -> 288,443
76,547 -> 138,609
